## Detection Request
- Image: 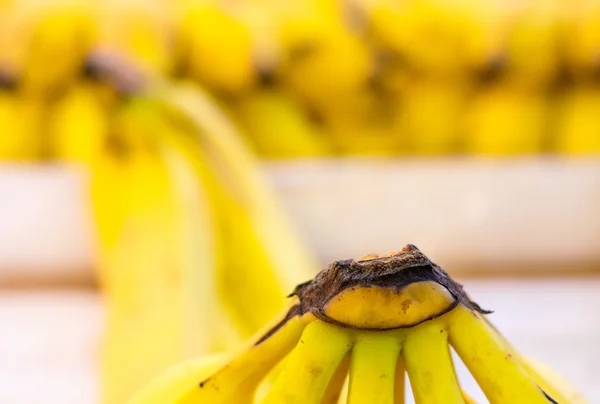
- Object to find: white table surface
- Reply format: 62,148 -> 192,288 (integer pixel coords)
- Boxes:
0,278 -> 598,403
1,160 -> 600,286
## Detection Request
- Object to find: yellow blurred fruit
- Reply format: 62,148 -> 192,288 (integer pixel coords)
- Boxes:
503,0 -> 561,87
463,82 -> 549,155
0,92 -> 44,160
48,82 -> 109,165
235,89 -> 332,158
14,0 -> 98,97
368,0 -> 507,77
281,26 -> 373,112
554,85 -> 600,155
177,5 -> 255,93
561,0 -> 600,78
396,79 -> 470,155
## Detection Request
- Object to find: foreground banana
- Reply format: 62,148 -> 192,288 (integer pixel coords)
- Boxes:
128,352 -> 230,404
131,245 -> 586,404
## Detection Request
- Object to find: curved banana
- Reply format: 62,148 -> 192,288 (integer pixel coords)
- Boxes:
480,315 -> 587,404
15,0 -> 97,97
462,82 -> 548,155
176,300 -> 314,404
396,79 -> 469,155
233,89 -> 332,158
404,319 -> 465,404
0,91 -> 44,160
522,356 -> 588,404
175,4 -> 255,93
555,86 -> 600,155
127,352 -> 230,404
446,305 -> 555,404
347,331 -> 402,404
48,81 -> 108,165
153,82 -> 320,331
261,319 -> 352,404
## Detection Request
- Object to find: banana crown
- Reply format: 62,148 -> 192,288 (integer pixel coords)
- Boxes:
132,245 -> 583,404
289,244 -> 489,330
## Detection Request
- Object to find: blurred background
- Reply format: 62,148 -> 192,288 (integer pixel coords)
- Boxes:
0,0 -> 599,402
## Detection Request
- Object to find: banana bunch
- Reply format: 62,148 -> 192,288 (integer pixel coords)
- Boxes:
6,0 -> 97,98
128,245 -> 586,404
2,0 -> 600,159
0,87 -> 45,160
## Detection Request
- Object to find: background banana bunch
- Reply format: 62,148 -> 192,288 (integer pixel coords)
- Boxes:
1,0 -> 600,161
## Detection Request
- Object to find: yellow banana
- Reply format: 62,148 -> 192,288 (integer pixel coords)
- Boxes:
276,0 -> 345,52
554,85 -> 600,155
175,4 -> 255,93
404,319 -> 465,404
176,299 -> 314,403
144,85 -> 311,336
261,320 -> 353,404
0,1 -> 19,77
0,91 -> 44,160
321,89 -> 402,156
562,0 -> 600,79
503,0 -> 560,88
365,0 -> 506,78
447,305 -> 551,404
153,82 -> 320,327
521,356 -> 588,404
347,331 -> 402,404
463,82 -> 549,155
233,89 -> 332,158
396,79 -> 469,155
127,352 -> 230,404
47,81 -> 109,165
479,315 -> 586,404
14,0 -> 97,97
280,26 -> 373,114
